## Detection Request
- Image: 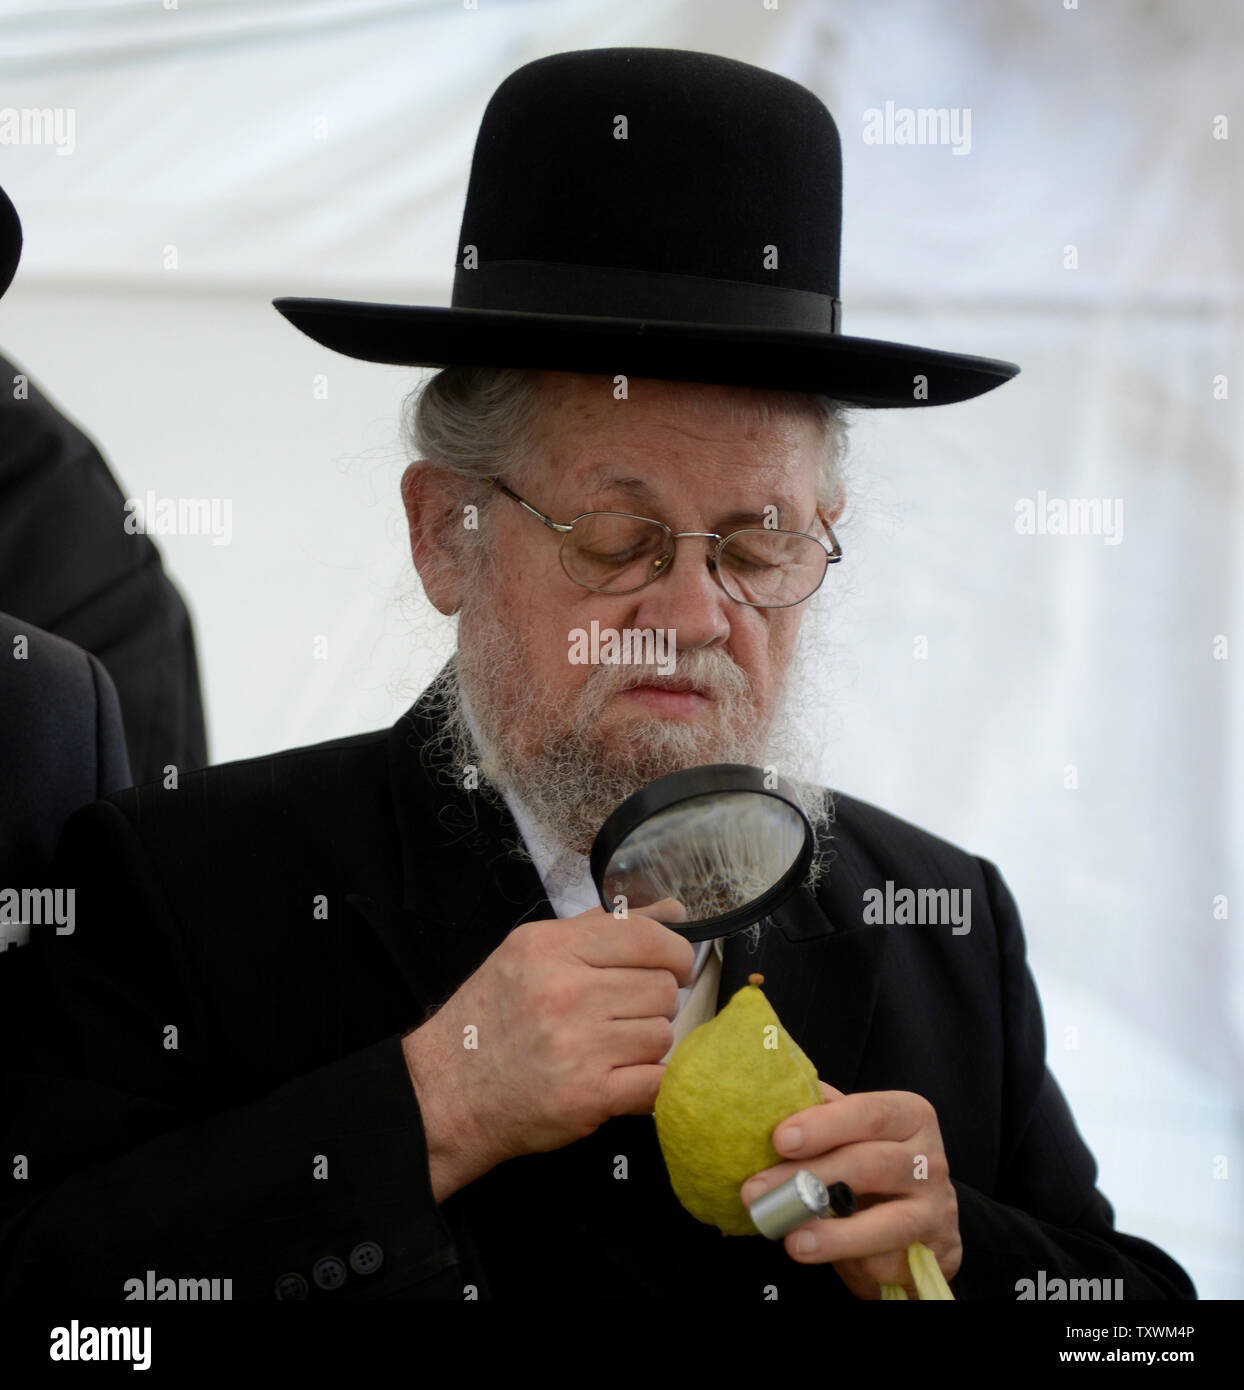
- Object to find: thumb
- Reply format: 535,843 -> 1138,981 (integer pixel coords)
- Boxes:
819,1079 -> 846,1103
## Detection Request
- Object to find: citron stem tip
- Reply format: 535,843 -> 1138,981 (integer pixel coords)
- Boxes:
748,973 -> 764,986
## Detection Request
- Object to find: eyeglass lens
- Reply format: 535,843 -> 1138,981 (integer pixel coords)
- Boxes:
560,514 -> 828,606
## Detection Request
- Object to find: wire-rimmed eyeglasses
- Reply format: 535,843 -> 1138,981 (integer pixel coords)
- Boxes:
486,477 -> 843,609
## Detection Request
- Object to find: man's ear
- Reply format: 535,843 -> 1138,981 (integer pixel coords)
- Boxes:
401,463 -> 471,615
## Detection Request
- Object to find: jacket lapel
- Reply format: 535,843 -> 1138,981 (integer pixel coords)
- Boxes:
349,685 -> 555,1013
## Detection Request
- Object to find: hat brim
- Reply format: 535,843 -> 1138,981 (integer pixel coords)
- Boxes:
273,298 -> 1017,409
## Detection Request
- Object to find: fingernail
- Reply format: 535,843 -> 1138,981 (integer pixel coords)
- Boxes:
777,1125 -> 803,1153
792,1231 -> 816,1254
741,1178 -> 767,1202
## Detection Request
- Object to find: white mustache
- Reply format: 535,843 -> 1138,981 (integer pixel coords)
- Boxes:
585,650 -> 750,704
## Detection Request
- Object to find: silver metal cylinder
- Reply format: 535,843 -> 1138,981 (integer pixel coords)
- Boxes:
747,1168 -> 829,1239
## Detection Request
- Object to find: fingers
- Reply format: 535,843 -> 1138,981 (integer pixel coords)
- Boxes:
571,895 -> 686,924
603,1062 -> 668,1117
795,1224 -> 958,1298
590,966 -> 683,1021
574,901 -> 697,986
812,1138 -> 933,1197
602,1016 -> 678,1067
781,1196 -> 929,1267
741,1141 -> 931,1216
771,1090 -> 929,1158
632,896 -> 687,925
830,1254 -> 917,1299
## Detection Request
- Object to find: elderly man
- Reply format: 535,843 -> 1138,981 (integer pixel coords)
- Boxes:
0,48 -> 1194,1302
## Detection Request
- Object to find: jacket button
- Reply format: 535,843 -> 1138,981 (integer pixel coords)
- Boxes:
275,1272 -> 308,1300
311,1256 -> 347,1291
349,1241 -> 383,1275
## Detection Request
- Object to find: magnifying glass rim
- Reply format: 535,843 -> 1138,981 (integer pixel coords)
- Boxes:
589,763 -> 814,942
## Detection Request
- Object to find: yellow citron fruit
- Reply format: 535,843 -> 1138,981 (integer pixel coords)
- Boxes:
655,972 -> 822,1236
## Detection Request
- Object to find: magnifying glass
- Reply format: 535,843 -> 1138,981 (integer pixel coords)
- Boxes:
588,764 -> 814,942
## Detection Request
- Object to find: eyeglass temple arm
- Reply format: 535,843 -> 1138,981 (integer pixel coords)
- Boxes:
487,477 -> 573,533
816,510 -> 844,562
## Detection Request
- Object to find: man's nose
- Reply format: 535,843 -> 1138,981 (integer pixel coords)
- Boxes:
630,538 -> 732,648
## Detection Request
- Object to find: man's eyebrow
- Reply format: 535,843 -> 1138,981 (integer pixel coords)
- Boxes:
581,471 -> 800,529
580,471 -> 654,501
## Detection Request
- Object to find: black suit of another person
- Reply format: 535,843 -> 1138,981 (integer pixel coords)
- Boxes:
0,611 -> 131,885
0,351 -> 207,785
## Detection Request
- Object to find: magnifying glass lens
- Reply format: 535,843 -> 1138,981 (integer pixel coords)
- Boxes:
601,789 -> 807,930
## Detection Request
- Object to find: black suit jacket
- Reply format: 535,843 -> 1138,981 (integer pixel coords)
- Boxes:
0,677 -> 1196,1300
0,351 -> 208,784
0,612 -> 132,888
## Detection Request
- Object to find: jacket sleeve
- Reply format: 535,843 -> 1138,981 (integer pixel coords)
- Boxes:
949,856 -> 1196,1300
0,798 -> 462,1300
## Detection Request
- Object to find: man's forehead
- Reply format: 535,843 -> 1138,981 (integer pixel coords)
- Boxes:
577,467 -> 793,507
527,379 -> 816,479
531,372 -> 818,434
571,469 -> 807,528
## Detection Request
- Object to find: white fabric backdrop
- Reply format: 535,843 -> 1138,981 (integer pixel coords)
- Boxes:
0,0 -> 1239,1296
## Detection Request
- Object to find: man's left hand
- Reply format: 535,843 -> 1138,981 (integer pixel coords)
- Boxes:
739,1081 -> 961,1299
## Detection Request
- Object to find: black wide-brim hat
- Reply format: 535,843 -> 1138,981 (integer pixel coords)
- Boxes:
275,47 -> 1018,408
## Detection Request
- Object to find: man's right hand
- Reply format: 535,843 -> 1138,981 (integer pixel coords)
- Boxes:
401,898 -> 693,1202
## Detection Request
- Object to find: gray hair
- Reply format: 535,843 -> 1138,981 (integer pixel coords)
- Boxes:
401,365 -> 850,522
